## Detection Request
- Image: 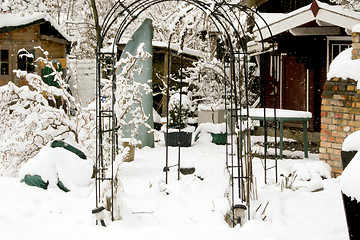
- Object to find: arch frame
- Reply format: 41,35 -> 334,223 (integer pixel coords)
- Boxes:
95,0 -> 277,225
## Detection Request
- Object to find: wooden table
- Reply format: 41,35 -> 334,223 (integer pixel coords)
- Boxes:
241,108 -> 312,159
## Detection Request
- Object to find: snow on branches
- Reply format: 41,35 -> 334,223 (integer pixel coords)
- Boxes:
101,43 -> 152,145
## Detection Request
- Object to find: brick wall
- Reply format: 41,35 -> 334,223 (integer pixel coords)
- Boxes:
320,78 -> 360,176
352,31 -> 360,60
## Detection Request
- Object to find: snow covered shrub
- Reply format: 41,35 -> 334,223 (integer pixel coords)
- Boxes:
184,58 -> 228,108
0,48 -> 95,176
182,56 -> 259,110
167,93 -> 192,129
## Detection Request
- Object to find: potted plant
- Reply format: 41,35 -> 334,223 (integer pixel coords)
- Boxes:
163,93 -> 194,147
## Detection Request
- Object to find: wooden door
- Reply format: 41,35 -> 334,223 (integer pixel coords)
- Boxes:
282,56 -> 307,111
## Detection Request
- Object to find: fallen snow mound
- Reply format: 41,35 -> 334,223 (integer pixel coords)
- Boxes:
19,142 -> 93,191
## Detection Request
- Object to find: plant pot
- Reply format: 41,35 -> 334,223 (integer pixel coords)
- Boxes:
164,131 -> 193,147
341,150 -> 357,169
210,132 -> 227,145
120,140 -> 135,162
342,192 -> 360,239
198,109 -> 225,124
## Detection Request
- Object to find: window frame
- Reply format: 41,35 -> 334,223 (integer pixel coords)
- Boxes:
326,36 -> 352,73
0,49 -> 9,76
17,49 -> 35,73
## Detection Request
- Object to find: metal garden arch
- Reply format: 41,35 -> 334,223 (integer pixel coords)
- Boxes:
95,0 -> 277,225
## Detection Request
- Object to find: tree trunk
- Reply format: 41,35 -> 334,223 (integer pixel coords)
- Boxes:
90,0 -> 101,50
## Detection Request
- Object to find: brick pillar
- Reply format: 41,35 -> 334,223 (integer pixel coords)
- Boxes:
352,30 -> 360,60
320,78 -> 360,177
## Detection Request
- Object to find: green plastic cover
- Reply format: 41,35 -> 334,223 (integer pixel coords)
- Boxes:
50,140 -> 87,159
21,174 -> 49,190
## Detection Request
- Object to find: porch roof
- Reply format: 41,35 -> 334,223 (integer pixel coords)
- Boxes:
253,0 -> 360,40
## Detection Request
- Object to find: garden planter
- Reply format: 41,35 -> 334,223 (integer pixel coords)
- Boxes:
340,140 -> 360,240
210,132 -> 227,145
198,110 -> 225,124
341,150 -> 357,169
120,140 -> 135,162
164,131 -> 193,147
342,193 -> 360,239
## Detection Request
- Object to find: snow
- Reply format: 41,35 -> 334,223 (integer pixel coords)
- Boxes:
327,48 -> 360,85
194,123 -> 227,135
241,108 -> 312,119
168,93 -> 192,110
353,23 -> 360,33
342,131 -> 360,151
0,130 -> 350,240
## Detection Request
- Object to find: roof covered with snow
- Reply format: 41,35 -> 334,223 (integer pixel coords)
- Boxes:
115,38 -> 202,58
0,13 -> 72,42
253,0 -> 360,40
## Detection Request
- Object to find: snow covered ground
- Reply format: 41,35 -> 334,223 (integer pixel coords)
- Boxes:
0,132 -> 349,240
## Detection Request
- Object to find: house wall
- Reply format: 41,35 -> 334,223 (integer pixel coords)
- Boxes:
320,31 -> 360,177
263,34 -> 327,131
0,24 -> 67,86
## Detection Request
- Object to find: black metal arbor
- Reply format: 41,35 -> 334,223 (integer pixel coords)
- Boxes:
95,0 -> 277,226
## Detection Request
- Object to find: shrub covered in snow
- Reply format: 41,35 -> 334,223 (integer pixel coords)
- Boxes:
0,48 -> 95,176
167,93 -> 192,129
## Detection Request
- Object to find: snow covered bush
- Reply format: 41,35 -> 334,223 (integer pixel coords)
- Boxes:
0,48 -> 95,176
167,93 -> 192,129
181,56 -> 259,111
184,58 -> 228,108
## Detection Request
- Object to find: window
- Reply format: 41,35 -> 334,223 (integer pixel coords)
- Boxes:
0,50 -> 9,75
327,37 -> 352,72
330,43 -> 351,62
17,49 -> 35,73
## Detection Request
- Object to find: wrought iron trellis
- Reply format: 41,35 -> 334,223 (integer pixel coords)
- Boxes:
95,0 -> 278,226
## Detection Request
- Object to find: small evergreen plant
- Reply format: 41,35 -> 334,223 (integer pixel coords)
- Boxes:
168,94 -> 191,129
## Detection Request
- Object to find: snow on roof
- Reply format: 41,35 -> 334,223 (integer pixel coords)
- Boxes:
117,38 -> 202,57
0,13 -> 72,42
353,23 -> 360,33
254,0 -> 360,40
327,48 -> 360,87
152,40 -> 202,57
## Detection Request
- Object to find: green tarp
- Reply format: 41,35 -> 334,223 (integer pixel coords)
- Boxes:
21,175 -> 69,192
118,18 -> 154,148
